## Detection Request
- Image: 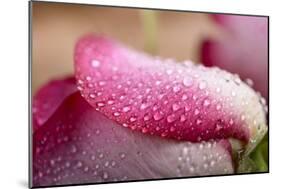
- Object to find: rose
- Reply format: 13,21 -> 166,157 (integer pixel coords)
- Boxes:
32,34 -> 267,187
201,14 -> 268,100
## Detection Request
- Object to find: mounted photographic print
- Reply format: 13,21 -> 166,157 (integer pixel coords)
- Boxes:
29,1 -> 269,188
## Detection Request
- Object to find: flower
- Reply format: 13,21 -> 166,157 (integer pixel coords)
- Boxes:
201,14 -> 268,100
33,35 -> 267,187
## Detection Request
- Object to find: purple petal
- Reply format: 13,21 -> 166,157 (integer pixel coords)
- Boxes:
32,76 -> 77,131
33,92 -> 234,187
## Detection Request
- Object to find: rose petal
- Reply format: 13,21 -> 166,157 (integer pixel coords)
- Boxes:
74,35 -> 267,150
33,92 -> 234,187
32,76 -> 77,131
201,15 -> 268,100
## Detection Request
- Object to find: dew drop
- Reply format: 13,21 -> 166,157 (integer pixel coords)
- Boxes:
113,112 -> 120,117
140,103 -> 149,110
142,127 -> 148,133
153,112 -> 163,121
143,114 -> 150,121
76,161 -> 83,168
216,104 -> 221,110
89,94 -> 96,99
122,106 -> 131,112
196,119 -> 202,125
182,94 -> 188,100
71,145 -> 77,153
234,75 -> 241,85
129,117 -> 137,122
86,76 -> 92,81
98,81 -> 106,86
194,109 -> 200,115
119,152 -> 126,159
173,85 -> 181,93
65,161 -> 71,168
203,99 -> 210,107
245,78 -> 254,87
167,114 -> 177,123
103,172 -> 109,179
229,119 -> 234,125
84,166 -> 89,172
166,69 -> 173,75
189,166 -> 195,173
104,161 -> 109,167
216,87 -> 221,93
99,153 -> 104,159
97,102 -> 105,107
78,79 -> 84,85
180,115 -> 186,122
91,155 -> 96,161
199,80 -> 207,90
107,100 -> 114,105
183,77 -> 193,87
172,103 -> 180,111
122,123 -> 128,127
155,80 -> 161,85
111,161 -> 116,167
91,59 -> 100,67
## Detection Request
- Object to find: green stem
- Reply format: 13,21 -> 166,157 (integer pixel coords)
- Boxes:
140,10 -> 158,54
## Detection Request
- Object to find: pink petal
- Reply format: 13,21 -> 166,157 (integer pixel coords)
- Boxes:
201,15 -> 268,100
32,76 -> 77,131
74,35 -> 267,149
33,92 -> 234,187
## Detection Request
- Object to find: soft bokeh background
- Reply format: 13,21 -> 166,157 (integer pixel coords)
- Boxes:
32,2 -> 224,94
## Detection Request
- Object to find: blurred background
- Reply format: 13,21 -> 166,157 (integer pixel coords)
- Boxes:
32,1 -> 224,94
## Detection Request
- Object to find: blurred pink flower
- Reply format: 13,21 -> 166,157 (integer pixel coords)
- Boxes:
201,14 -> 268,100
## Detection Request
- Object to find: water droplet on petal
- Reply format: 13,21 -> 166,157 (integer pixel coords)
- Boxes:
98,81 -> 106,86
103,172 -> 108,179
122,106 -> 131,112
180,115 -> 186,122
113,112 -> 120,117
89,94 -> 96,99
196,119 -> 202,125
229,119 -> 234,125
203,99 -> 210,107
216,104 -> 221,110
194,109 -> 200,115
182,94 -> 188,100
173,85 -> 181,93
166,69 -> 173,75
183,77 -> 193,87
241,115 -> 245,121
153,112 -> 163,121
85,76 -> 92,81
199,80 -> 207,90
172,103 -> 180,111
140,103 -> 149,110
91,59 -> 100,67
167,114 -> 177,123
97,102 -> 105,107
129,117 -> 137,122
142,127 -> 148,133
107,100 -> 114,105
119,152 -> 126,159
